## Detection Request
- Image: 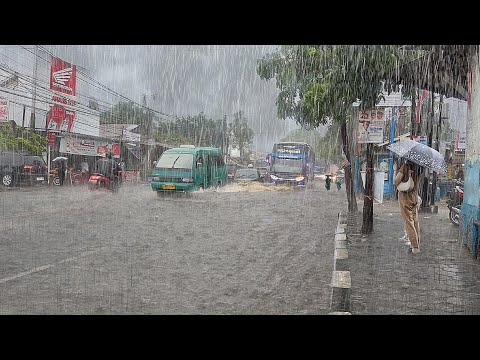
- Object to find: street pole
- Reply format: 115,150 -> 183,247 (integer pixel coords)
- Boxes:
29,45 -> 38,131
388,106 -> 396,194
353,106 -> 360,193
222,115 -> 227,162
22,105 -> 26,128
428,91 -> 435,207
431,94 -> 443,207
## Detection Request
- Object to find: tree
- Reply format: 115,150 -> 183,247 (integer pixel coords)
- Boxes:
258,45 -> 412,233
155,112 -> 225,148
0,124 -> 47,154
229,111 -> 254,157
100,101 -> 156,136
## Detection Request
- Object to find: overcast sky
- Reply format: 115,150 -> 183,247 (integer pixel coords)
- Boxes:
43,45 -> 300,153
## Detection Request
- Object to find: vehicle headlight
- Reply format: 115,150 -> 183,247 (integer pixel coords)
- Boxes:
152,176 -> 160,182
270,174 -> 279,181
295,176 -> 305,182
182,177 -> 194,183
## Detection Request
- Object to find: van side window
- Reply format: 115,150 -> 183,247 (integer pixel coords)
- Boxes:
196,155 -> 203,167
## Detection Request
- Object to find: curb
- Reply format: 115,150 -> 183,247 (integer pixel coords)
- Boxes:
328,212 -> 351,315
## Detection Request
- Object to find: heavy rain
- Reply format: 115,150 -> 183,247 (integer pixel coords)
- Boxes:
0,44 -> 479,315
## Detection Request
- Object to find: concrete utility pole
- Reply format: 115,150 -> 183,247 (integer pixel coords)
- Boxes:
29,45 -> 38,130
22,105 -> 26,128
222,114 -> 227,160
431,94 -> 444,207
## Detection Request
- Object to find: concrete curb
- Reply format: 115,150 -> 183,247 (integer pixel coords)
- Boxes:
328,212 -> 351,315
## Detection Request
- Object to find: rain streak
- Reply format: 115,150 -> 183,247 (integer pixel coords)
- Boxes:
0,45 -> 479,315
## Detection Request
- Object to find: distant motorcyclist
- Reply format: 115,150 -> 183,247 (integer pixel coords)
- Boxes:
95,152 -> 120,188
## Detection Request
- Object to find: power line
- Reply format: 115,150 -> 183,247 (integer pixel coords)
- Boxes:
6,45 -> 178,122
37,45 -> 180,120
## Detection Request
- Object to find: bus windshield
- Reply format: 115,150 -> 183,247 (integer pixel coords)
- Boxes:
271,158 -> 303,173
156,153 -> 193,170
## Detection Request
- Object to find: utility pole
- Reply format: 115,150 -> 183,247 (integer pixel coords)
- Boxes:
410,88 -> 416,139
387,106 -> 396,195
431,94 -> 443,207
22,105 -> 26,128
29,45 -> 38,131
222,114 -> 227,161
353,106 -> 361,193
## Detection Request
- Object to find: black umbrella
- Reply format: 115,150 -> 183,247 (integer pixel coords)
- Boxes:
387,139 -> 447,174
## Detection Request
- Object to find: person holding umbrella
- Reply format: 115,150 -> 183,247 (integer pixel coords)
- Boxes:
394,159 -> 422,253
52,157 -> 68,186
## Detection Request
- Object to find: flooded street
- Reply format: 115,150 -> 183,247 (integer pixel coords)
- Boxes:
0,181 -> 346,314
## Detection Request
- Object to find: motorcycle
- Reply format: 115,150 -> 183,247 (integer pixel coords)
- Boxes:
48,168 -> 61,186
87,172 -> 120,193
70,169 -> 90,186
447,179 -> 463,226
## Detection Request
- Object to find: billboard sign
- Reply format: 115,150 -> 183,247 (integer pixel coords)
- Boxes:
50,57 -> 77,97
358,107 -> 385,143
0,99 -> 8,122
46,104 -> 76,132
60,136 -> 120,158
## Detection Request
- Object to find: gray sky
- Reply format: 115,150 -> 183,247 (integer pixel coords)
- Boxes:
44,45 -> 300,153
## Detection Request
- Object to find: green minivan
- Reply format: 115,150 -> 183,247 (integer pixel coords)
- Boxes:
151,146 -> 227,195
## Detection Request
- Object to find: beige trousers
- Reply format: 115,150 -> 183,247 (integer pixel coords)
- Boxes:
399,192 -> 420,248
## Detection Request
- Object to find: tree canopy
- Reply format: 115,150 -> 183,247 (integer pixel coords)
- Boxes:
100,101 -> 156,132
0,123 -> 47,154
229,111 -> 254,156
155,112 -> 224,148
257,45 -> 415,126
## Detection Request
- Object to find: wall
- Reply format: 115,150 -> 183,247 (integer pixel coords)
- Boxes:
461,51 -> 480,251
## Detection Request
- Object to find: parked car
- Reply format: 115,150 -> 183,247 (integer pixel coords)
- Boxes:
0,150 -> 48,187
233,168 -> 261,183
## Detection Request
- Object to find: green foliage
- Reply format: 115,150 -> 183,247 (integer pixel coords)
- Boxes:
100,101 -> 156,132
155,112 -> 224,148
257,45 -> 413,127
279,125 -> 342,164
229,111 -> 254,156
0,124 -> 47,154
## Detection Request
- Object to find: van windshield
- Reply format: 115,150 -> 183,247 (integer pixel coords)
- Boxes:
156,153 -> 193,170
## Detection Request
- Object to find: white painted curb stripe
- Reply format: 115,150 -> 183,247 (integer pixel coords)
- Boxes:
331,271 -> 351,288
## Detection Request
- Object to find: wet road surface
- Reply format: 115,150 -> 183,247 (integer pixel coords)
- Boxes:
0,181 -> 346,314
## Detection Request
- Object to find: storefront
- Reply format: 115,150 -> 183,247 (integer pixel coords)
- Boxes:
47,133 -> 121,173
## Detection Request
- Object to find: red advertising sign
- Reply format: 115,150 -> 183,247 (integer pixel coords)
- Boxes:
97,143 -> 120,157
0,99 -> 8,122
111,143 -> 120,157
47,132 -> 56,146
416,89 -> 428,124
50,57 -> 76,97
46,105 -> 76,132
46,104 -> 65,131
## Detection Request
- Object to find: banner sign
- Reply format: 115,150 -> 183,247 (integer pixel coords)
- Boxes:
60,136 -> 120,158
46,104 -> 76,132
49,57 -> 77,132
50,57 -> 77,96
358,107 -> 385,143
47,132 -> 56,146
0,99 -> 8,122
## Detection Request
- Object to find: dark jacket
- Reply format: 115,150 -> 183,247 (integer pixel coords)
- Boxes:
96,158 -> 119,178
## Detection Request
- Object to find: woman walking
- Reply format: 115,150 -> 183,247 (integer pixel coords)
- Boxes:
394,160 -> 421,253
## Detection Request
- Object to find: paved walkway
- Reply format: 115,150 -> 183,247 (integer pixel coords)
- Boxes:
345,198 -> 480,315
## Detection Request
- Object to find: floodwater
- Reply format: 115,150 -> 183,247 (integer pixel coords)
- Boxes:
0,181 -> 346,314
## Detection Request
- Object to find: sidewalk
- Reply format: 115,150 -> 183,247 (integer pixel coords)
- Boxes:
345,198 -> 480,315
